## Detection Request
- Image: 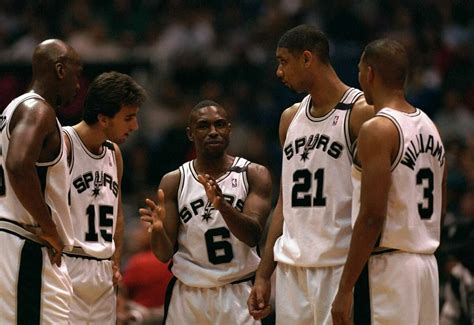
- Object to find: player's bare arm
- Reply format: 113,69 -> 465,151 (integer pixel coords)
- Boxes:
112,143 -> 124,284
198,162 -> 272,247
332,117 -> 398,324
140,169 -> 180,262
349,95 -> 374,142
6,99 -> 64,265
248,104 -> 297,319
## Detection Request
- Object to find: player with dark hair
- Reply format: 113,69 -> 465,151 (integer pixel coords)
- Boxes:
332,39 -> 447,325
140,100 -> 272,324
248,25 -> 374,324
63,71 -> 146,324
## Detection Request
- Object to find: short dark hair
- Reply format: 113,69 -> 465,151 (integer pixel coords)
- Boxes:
188,100 -> 226,126
83,71 -> 147,124
362,39 -> 408,88
278,24 -> 330,64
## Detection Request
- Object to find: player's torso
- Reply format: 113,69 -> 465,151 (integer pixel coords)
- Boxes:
64,126 -> 118,259
172,157 -> 260,287
276,88 -> 362,267
0,93 -> 74,247
369,108 -> 444,253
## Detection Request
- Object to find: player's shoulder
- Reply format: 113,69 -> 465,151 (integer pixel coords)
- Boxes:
281,102 -> 300,122
245,162 -> 272,190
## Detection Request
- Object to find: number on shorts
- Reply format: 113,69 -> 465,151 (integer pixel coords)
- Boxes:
416,168 -> 434,219
85,204 -> 114,242
205,227 -> 234,264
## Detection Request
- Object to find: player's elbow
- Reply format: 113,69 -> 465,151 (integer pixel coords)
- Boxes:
6,156 -> 30,180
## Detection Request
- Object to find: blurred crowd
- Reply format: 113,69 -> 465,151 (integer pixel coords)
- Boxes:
0,0 -> 473,323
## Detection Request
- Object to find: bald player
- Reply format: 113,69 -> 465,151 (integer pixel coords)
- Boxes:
0,39 -> 82,324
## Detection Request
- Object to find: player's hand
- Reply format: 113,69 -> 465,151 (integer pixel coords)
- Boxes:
247,276 -> 272,320
112,262 -> 122,285
139,188 -> 166,233
331,289 -> 353,325
39,228 -> 64,267
198,174 -> 223,209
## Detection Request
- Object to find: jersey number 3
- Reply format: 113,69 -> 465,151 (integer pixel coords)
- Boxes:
85,204 -> 114,242
416,168 -> 434,219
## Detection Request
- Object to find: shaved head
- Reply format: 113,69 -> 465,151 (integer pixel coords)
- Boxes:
29,39 -> 82,108
32,39 -> 78,78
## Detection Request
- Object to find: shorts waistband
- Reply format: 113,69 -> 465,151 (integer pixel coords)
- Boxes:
63,246 -> 111,261
0,218 -> 48,246
371,248 -> 398,256
230,274 -> 255,285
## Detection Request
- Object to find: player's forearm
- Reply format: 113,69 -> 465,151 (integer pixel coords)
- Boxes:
256,207 -> 283,280
112,212 -> 124,266
337,213 -> 384,293
7,162 -> 57,233
150,227 -> 174,262
219,201 -> 262,247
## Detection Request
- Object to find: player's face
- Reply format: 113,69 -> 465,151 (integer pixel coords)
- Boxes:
189,106 -> 231,158
358,55 -> 373,105
60,50 -> 82,106
276,47 -> 306,93
103,105 -> 139,144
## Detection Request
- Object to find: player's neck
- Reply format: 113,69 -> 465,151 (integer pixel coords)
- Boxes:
308,68 -> 349,117
373,90 -> 415,114
73,121 -> 106,155
28,84 -> 57,110
194,154 -> 234,179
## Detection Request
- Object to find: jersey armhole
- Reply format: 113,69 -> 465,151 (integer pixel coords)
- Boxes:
376,113 -> 404,171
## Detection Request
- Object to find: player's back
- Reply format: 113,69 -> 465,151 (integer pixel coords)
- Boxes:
275,88 -> 363,267
64,126 -> 119,259
354,107 -> 445,254
0,93 -> 74,247
172,157 -> 260,287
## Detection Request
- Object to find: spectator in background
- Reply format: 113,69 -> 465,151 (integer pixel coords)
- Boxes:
122,222 -> 173,311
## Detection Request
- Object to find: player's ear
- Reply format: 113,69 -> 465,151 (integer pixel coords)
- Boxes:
186,126 -> 194,142
367,65 -> 375,83
97,113 -> 108,126
302,50 -> 312,67
55,62 -> 65,80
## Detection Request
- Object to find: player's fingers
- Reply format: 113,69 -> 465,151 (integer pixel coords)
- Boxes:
157,189 -> 165,204
144,198 -> 157,210
140,216 -> 153,223
197,174 -> 207,185
138,208 -> 153,218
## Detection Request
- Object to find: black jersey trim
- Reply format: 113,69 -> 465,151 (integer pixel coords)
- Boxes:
177,165 -> 185,200
18,239 -> 43,324
63,128 -> 75,173
68,126 -> 108,160
353,263 -> 371,324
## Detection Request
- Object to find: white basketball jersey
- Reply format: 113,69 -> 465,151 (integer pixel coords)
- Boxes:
274,88 -> 363,267
0,92 -> 74,247
172,157 -> 260,288
64,126 -> 118,259
352,108 -> 445,254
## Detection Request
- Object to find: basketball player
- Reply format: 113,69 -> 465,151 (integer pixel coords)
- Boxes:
0,39 -> 81,324
331,39 -> 447,324
247,25 -> 374,324
139,100 -> 272,324
63,71 -> 146,324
